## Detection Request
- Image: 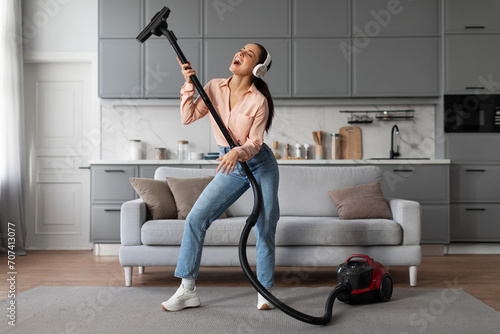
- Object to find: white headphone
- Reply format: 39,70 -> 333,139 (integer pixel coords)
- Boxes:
252,52 -> 271,79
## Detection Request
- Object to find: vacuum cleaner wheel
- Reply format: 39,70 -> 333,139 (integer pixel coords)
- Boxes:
379,274 -> 393,302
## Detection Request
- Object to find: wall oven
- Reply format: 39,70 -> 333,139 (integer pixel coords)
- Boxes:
444,94 -> 500,132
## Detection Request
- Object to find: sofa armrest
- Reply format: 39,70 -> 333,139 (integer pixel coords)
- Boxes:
120,198 -> 147,246
388,199 -> 421,245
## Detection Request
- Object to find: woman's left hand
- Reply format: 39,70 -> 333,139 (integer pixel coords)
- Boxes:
216,149 -> 240,174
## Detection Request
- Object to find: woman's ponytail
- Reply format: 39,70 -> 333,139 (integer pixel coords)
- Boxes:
253,43 -> 274,133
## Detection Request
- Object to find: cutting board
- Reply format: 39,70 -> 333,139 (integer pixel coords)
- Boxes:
339,126 -> 362,159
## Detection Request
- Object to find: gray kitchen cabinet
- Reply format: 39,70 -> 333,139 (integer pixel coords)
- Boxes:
100,0 -> 202,39
377,164 -> 449,203
292,0 -> 349,37
98,0 -> 441,98
445,35 -> 500,94
421,205 -> 450,244
204,39 -> 292,98
445,0 -> 500,34
140,165 -> 163,179
91,166 -> 138,203
353,0 -> 440,37
99,39 -> 143,98
367,164 -> 450,244
204,0 -> 290,38
99,0 -> 143,38
145,39 -> 202,98
450,204 -> 500,241
145,0 -> 203,38
91,205 -> 123,243
450,164 -> 500,203
292,38 -> 350,97
446,133 -> 500,242
90,165 -> 138,242
446,134 -> 500,162
352,37 -> 440,97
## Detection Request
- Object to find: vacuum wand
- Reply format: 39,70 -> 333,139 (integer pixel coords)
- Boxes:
137,7 -> 349,325
136,7 -> 262,224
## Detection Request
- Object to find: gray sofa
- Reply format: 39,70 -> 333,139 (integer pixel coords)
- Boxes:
119,165 -> 421,287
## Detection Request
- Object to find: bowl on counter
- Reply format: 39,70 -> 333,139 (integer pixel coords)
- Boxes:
204,152 -> 219,160
190,152 -> 204,160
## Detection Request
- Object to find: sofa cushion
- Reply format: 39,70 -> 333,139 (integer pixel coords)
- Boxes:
328,182 -> 393,220
141,217 -> 255,246
129,178 -> 176,219
275,217 -> 401,246
141,216 -> 401,246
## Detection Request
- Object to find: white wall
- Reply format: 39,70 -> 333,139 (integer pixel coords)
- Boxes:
101,101 -> 436,161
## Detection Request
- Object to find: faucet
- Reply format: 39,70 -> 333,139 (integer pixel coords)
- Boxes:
390,125 -> 400,159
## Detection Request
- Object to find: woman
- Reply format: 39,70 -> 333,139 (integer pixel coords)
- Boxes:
162,43 -> 280,312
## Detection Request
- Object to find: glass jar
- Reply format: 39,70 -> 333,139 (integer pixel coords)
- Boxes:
155,147 -> 167,160
295,144 -> 302,158
304,144 -> 311,159
177,140 -> 189,160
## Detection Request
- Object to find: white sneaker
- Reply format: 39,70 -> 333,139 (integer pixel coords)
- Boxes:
257,291 -> 275,310
162,284 -> 201,312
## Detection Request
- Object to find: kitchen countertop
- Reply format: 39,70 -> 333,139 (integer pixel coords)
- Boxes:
89,159 -> 451,165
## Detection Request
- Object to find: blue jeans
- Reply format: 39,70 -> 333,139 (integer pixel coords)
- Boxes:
174,144 -> 280,289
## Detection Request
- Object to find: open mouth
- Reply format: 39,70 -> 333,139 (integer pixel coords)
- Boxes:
233,57 -> 242,66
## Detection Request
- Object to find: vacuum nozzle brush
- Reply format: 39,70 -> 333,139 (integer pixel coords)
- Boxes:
136,6 -> 171,43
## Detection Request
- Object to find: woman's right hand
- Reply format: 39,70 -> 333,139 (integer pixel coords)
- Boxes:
177,57 -> 196,84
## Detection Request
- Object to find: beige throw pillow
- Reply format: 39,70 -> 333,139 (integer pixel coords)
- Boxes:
166,176 -> 226,220
129,178 -> 177,220
328,182 -> 393,220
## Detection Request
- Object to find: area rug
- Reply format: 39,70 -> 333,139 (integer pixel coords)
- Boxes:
1,286 -> 499,333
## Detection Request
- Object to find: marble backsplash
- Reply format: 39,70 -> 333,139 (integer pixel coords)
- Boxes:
101,102 -> 436,161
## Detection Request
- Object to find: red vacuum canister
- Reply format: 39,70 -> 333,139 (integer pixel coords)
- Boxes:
336,254 -> 393,304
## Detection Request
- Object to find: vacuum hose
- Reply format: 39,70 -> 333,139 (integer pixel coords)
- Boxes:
239,165 -> 351,325
136,7 -> 351,325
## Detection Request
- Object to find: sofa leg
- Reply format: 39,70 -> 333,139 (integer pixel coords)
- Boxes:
124,266 -> 133,287
409,266 -> 418,287
139,266 -> 145,274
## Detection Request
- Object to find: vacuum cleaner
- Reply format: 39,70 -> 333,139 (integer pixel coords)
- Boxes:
337,254 -> 393,304
137,7 -> 392,325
